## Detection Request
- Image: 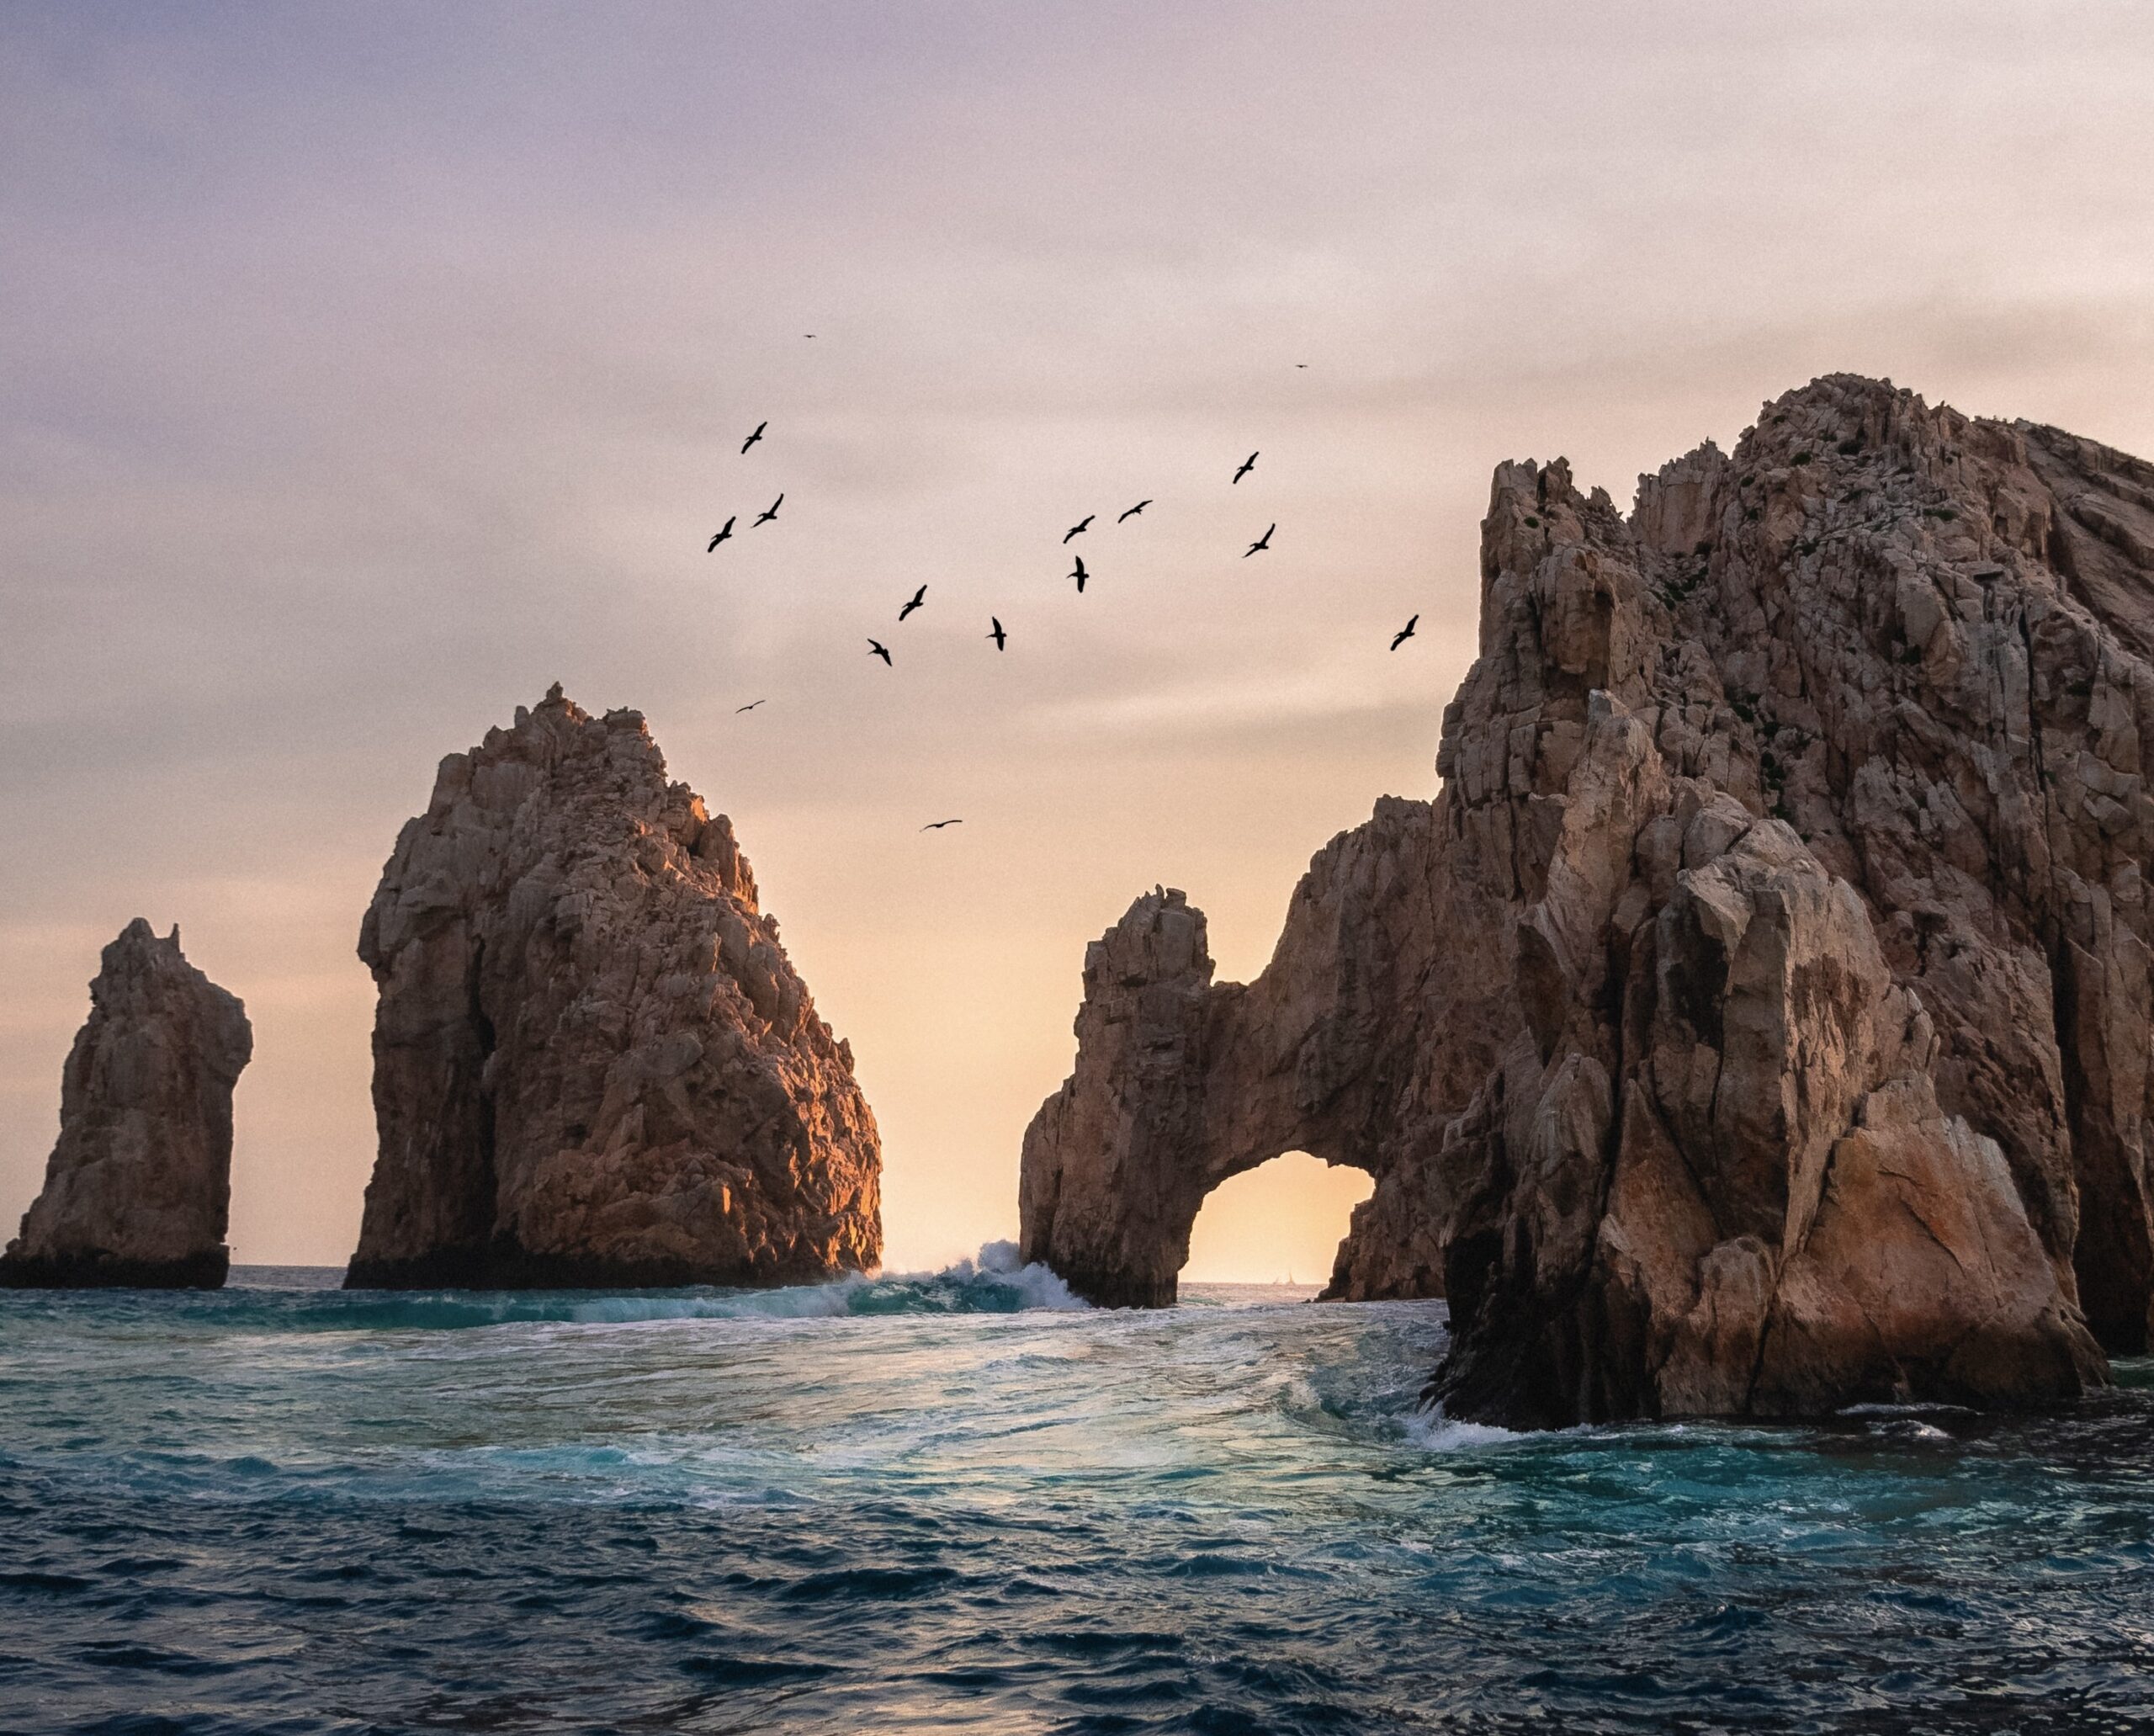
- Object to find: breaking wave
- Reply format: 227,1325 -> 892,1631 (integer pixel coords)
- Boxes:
0,1245 -> 1087,1335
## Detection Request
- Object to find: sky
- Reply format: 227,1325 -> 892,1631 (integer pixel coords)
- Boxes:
6,2 -> 2154,1281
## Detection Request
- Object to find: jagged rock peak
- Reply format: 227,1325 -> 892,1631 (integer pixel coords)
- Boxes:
345,689 -> 879,1289
1,920 -> 252,1289
1021,372 -> 2151,1425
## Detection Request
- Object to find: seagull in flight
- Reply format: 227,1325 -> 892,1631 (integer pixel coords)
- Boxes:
899,584 -> 927,621
868,639 -> 892,666
1390,614 -> 1419,651
920,818 -> 963,831
1064,515 -> 1094,544
1244,523 -> 1274,557
735,698 -> 767,713
1233,452 -> 1259,484
988,617 -> 1006,650
706,516 -> 735,552
754,494 -> 784,526
1117,500 -> 1151,523
1070,555 -> 1089,593
740,421 -> 767,454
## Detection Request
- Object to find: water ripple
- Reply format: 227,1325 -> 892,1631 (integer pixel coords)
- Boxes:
3,1262 -> 2152,1733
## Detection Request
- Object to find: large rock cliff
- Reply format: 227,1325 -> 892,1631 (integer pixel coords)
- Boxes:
346,687 -> 881,1289
1021,374 -> 2154,1424
1,921 -> 252,1289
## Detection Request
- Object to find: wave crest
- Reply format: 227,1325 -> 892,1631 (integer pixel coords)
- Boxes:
218,1244 -> 1091,1333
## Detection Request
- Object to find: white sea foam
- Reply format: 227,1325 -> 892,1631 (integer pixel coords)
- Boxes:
550,1244 -> 1090,1325
1404,1407 -> 1530,1452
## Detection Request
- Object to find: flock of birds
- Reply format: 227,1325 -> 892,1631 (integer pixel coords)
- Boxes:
703,412 -> 1421,831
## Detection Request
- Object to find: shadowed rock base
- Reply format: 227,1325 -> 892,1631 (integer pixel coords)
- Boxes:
344,1244 -> 854,1292
0,1248 -> 229,1290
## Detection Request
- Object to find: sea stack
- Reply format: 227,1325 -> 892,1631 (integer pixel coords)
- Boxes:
1,921 -> 252,1289
346,686 -> 881,1289
1021,373 -> 2154,1425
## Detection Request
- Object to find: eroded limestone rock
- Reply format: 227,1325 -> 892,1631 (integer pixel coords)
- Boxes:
1,921 -> 251,1288
345,687 -> 880,1289
1022,374 -> 2153,1422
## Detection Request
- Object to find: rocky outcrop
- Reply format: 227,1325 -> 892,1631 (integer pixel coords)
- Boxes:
346,687 -> 880,1289
1,921 -> 251,1288
1021,374 -> 2154,1424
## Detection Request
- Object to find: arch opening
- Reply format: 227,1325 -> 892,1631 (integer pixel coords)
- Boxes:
1181,1152 -> 1375,1289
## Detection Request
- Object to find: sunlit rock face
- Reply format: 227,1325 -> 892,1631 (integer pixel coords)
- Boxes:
1022,374 -> 2154,1424
346,687 -> 881,1290
1,921 -> 251,1289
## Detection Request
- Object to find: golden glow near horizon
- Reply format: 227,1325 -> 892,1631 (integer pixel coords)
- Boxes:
6,5 -> 2154,1280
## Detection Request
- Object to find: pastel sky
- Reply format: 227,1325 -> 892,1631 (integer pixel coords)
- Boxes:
6,2 -> 2154,1280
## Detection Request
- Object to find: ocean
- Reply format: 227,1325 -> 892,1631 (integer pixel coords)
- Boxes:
2,1255 -> 2151,1734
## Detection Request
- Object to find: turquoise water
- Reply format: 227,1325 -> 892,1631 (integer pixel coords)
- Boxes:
3,1256 -> 2151,1733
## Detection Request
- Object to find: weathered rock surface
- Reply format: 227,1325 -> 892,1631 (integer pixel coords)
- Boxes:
1,921 -> 251,1289
1021,374 -> 2154,1423
346,687 -> 881,1289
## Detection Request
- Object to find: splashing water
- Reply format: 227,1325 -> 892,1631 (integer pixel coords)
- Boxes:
3,1254 -> 2151,1733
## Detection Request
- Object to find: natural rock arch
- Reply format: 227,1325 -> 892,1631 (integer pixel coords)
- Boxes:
1021,374 -> 2151,1426
1017,796 -> 1479,1309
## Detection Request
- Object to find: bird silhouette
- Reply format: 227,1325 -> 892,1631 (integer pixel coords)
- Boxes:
754,494 -> 784,526
1233,451 -> 1259,484
868,639 -> 893,665
1117,500 -> 1151,523
1390,614 -> 1419,651
1064,515 -> 1094,544
1070,555 -> 1089,593
706,516 -> 735,552
736,698 -> 767,713
1244,523 -> 1274,557
1296,364 -> 1308,369
740,421 -> 767,454
920,818 -> 963,831
988,617 -> 1006,650
899,584 -> 927,621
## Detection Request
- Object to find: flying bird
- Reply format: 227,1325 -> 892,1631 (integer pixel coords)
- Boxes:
1296,364 -> 1308,369
1244,523 -> 1274,557
1233,451 -> 1259,484
868,639 -> 893,665
1064,515 -> 1094,544
735,698 -> 767,713
754,494 -> 784,526
1390,614 -> 1419,651
1070,555 -> 1089,593
740,421 -> 767,454
706,516 -> 735,552
988,617 -> 1006,650
899,584 -> 927,621
920,818 -> 963,831
1117,500 -> 1151,523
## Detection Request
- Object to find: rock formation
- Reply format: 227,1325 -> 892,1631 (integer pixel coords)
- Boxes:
346,687 -> 881,1289
1021,373 -> 2154,1424
0,921 -> 251,1288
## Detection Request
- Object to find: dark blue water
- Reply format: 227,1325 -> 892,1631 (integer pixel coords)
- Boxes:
3,1255 -> 2152,1734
